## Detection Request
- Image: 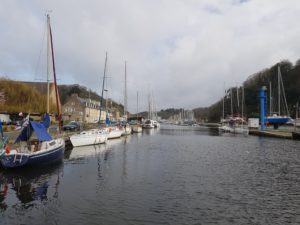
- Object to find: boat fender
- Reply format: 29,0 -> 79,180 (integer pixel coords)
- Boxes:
5,145 -> 10,154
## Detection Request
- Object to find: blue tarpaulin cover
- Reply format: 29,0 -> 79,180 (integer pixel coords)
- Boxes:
15,121 -> 52,143
42,113 -> 51,129
105,114 -> 111,125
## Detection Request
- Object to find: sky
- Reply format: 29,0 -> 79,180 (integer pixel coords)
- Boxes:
1,0 -> 300,112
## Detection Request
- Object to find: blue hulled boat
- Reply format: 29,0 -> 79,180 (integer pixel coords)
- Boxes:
0,118 -> 65,169
265,115 -> 290,125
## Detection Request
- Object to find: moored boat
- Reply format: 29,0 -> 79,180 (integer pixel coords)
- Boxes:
0,119 -> 65,169
132,125 -> 142,133
122,123 -> 132,136
70,129 -> 107,147
102,126 -> 123,139
143,119 -> 154,129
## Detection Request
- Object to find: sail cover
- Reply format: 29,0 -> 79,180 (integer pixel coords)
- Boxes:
42,113 -> 51,129
15,121 -> 52,143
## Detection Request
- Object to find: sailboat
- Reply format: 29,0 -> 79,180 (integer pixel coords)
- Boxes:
0,14 -> 65,169
219,86 -> 249,135
265,65 -> 290,127
99,52 -> 122,139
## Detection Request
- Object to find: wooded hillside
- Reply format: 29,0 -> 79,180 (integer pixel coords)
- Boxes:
199,60 -> 300,122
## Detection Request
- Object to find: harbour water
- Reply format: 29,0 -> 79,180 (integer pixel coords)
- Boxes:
1,125 -> 300,225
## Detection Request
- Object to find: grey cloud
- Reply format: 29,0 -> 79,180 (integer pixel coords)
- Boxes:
1,0 -> 300,112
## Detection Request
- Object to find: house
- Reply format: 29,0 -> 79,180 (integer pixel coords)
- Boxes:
62,94 -> 106,123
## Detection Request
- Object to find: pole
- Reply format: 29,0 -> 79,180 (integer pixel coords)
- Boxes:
260,86 -> 267,130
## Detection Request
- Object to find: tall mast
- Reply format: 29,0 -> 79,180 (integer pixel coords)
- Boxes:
46,14 -> 50,114
236,86 -> 239,110
222,84 -> 225,120
49,15 -> 61,132
279,67 -> 289,117
137,91 -> 139,120
269,81 -> 272,115
242,86 -> 244,128
100,52 -> 107,124
230,88 -> 233,116
124,61 -> 127,121
278,65 -> 281,116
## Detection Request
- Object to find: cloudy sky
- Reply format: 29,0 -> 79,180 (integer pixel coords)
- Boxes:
1,0 -> 300,112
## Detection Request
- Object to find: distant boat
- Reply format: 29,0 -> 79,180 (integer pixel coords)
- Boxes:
132,126 -> 142,133
153,120 -> 160,128
143,119 -> 155,129
219,86 -> 249,135
0,14 -> 65,169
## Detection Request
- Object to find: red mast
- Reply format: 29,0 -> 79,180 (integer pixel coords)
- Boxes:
49,17 -> 61,132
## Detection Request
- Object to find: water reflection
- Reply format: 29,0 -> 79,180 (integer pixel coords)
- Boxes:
0,162 -> 63,211
143,128 -> 161,136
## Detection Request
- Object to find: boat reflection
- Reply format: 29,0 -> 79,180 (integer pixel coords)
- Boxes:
142,128 -> 158,135
0,163 -> 63,211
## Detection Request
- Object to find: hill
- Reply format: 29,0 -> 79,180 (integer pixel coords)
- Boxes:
0,79 -> 125,115
0,78 -> 56,113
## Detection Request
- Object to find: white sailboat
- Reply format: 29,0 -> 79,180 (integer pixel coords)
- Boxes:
266,65 -> 291,128
97,52 -> 123,139
70,129 -> 107,147
219,86 -> 249,135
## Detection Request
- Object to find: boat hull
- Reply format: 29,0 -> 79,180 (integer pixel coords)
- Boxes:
266,117 -> 289,125
1,140 -> 65,169
108,130 -> 123,139
132,126 -> 142,133
70,133 -> 107,147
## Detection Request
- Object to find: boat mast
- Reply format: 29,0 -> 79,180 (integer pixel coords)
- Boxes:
49,15 -> 61,132
230,88 -> 233,116
100,52 -> 107,124
46,14 -> 50,114
279,67 -> 289,117
242,86 -> 244,128
269,81 -> 272,115
278,65 -> 281,116
124,61 -> 127,121
222,83 -> 225,120
137,91 -> 139,121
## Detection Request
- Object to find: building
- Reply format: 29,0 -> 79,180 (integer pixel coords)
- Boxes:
62,94 -> 105,123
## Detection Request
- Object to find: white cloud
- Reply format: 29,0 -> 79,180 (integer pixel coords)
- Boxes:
1,0 -> 300,112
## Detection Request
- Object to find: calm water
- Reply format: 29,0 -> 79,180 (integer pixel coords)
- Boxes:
1,125 -> 300,225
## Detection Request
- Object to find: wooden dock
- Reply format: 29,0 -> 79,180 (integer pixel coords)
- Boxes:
249,129 -> 293,139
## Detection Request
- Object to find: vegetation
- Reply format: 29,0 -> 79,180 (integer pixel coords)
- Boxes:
0,78 -> 56,113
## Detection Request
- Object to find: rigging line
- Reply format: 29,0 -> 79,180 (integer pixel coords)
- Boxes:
34,19 -> 48,81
